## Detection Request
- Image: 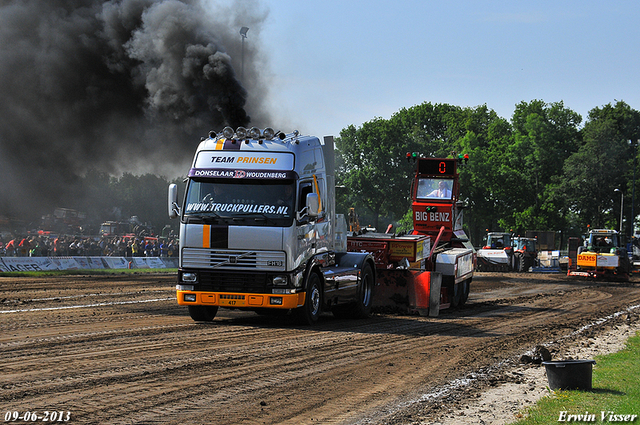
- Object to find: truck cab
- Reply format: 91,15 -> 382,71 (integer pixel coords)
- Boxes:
169,127 -> 375,324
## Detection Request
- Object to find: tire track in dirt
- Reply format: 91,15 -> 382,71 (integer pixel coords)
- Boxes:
2,274 -> 639,424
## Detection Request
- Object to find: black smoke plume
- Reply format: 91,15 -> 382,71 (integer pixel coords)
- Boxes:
0,0 -> 268,228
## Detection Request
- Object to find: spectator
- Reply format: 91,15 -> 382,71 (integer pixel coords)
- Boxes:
29,237 -> 44,257
54,236 -> 62,256
132,239 -> 140,257
114,238 -> 125,256
18,237 -> 31,257
5,237 -> 17,257
40,238 -> 51,257
68,238 -> 78,256
144,239 -> 152,257
88,240 -> 100,256
58,236 -> 69,256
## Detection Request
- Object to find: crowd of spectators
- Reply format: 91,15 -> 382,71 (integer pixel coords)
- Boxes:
0,234 -> 178,258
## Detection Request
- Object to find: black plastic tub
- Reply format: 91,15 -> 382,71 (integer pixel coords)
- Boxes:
542,360 -> 596,390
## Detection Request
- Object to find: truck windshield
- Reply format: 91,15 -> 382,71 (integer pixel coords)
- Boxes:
416,178 -> 454,200
487,234 -> 511,248
183,178 -> 295,226
514,239 -> 536,251
588,233 -> 618,248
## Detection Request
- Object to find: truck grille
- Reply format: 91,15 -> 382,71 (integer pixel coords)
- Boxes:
195,270 -> 269,293
182,248 -> 286,271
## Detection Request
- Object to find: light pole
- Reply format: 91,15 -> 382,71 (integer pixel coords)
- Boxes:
615,188 -> 624,235
239,27 -> 249,80
632,139 -> 639,238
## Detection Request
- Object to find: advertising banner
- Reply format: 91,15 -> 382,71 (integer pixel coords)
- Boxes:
0,257 -> 177,272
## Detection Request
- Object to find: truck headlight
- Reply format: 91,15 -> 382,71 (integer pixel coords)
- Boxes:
236,126 -> 248,139
263,127 -> 275,140
183,294 -> 197,302
249,127 -> 261,139
272,275 -> 288,286
181,272 -> 198,283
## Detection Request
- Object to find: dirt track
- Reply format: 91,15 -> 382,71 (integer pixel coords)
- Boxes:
1,272 -> 639,424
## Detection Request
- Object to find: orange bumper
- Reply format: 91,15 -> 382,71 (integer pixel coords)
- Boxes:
176,290 -> 305,309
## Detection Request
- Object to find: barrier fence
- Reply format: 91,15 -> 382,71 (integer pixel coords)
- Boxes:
0,256 -> 179,272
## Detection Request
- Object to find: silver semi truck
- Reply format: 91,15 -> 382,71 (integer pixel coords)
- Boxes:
168,127 -> 375,324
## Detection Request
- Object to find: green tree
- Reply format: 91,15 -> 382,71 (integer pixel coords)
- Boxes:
334,99 -> 640,247
560,119 -> 629,230
559,101 -> 640,236
394,102 -> 462,158
337,102 -> 514,244
336,117 -> 418,229
452,106 -> 514,244
503,100 -> 582,233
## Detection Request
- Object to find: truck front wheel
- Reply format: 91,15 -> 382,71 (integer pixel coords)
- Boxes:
188,305 -> 218,322
294,272 -> 322,325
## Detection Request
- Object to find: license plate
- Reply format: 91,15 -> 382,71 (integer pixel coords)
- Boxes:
219,296 -> 246,306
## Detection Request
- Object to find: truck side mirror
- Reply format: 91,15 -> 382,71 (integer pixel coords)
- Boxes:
306,193 -> 319,218
168,184 -> 180,219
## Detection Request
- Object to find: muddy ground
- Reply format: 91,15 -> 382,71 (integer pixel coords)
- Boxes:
1,272 -> 639,424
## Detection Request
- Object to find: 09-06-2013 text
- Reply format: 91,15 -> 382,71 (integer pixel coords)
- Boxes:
4,411 -> 71,422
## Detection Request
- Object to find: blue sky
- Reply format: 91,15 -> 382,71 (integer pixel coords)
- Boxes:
240,1 -> 640,138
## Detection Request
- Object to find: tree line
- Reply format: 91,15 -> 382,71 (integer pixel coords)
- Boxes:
21,99 -> 639,249
335,100 -> 640,248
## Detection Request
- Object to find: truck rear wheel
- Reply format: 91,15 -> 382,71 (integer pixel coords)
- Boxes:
188,305 -> 218,322
354,264 -> 374,318
294,272 -> 322,325
332,263 -> 374,319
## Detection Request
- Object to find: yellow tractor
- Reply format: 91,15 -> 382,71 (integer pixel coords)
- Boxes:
568,229 -> 630,281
